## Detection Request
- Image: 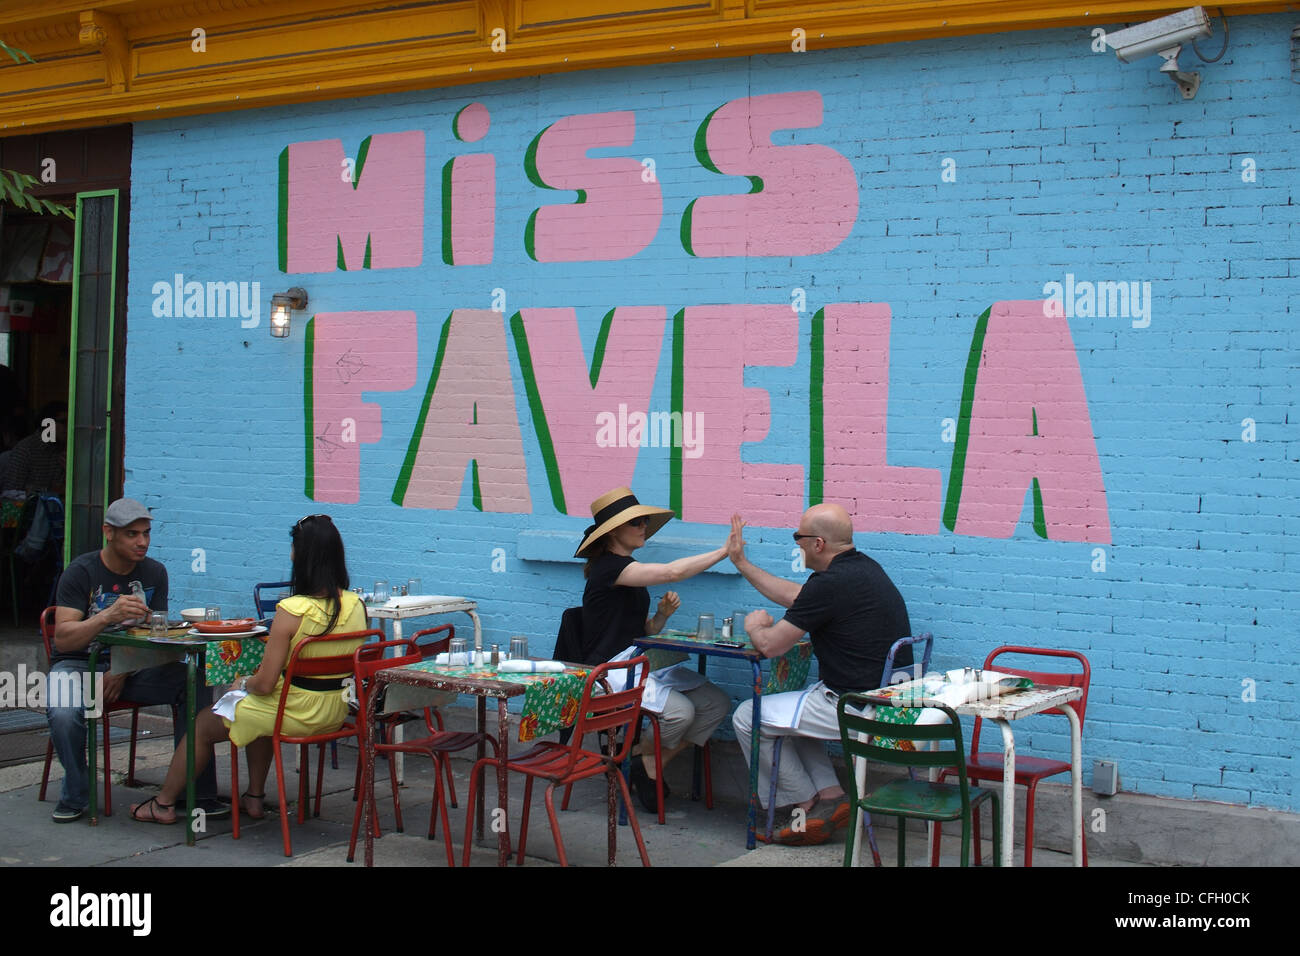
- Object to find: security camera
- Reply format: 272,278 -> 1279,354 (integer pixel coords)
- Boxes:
1104,7 -> 1213,99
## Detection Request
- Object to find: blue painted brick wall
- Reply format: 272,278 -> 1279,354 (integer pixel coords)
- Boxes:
125,14 -> 1298,811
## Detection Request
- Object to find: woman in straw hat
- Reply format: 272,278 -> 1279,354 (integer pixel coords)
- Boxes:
575,486 -> 733,813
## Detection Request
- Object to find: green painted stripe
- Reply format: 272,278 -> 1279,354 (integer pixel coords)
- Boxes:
440,158 -> 456,265
589,309 -> 616,388
669,308 -> 685,518
392,314 -> 454,505
277,148 -> 289,272
809,308 -> 825,505
510,312 -> 567,513
942,306 -> 991,532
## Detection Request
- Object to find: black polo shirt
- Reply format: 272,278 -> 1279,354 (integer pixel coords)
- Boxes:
783,549 -> 911,694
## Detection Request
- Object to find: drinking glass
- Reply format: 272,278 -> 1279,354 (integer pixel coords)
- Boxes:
150,611 -> 168,638
697,613 -> 715,640
204,606 -> 221,622
509,636 -> 528,661
406,578 -> 421,596
373,580 -> 389,603
448,637 -> 468,665
733,611 -> 749,638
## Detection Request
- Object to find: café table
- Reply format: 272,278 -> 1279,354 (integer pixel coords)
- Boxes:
86,626 -> 266,846
862,676 -> 1084,867
364,594 -> 483,782
632,630 -> 776,850
361,657 -> 589,867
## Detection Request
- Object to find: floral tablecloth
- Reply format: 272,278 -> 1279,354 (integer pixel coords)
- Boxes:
403,661 -> 590,742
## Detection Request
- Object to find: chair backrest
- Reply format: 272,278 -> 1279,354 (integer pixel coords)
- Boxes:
970,645 -> 1091,756
252,580 -> 292,625
554,606 -> 586,663
838,694 -> 978,812
273,629 -> 383,735
558,656 -> 648,778
882,632 -> 934,685
411,624 -> 455,658
352,638 -> 423,729
39,605 -> 56,663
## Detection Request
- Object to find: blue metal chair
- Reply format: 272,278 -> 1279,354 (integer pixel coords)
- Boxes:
252,579 -> 291,629
764,632 -> 935,863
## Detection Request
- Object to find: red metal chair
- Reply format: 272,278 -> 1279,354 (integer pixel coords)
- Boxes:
37,606 -> 144,816
230,628 -> 378,857
931,645 -> 1090,867
346,636 -> 498,865
462,656 -> 653,867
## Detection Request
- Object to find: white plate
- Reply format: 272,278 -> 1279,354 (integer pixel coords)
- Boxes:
185,626 -> 268,640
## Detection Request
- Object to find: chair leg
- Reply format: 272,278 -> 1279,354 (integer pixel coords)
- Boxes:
897,817 -> 907,867
102,711 -> 112,817
429,757 -> 455,868
842,805 -> 858,867
990,792 -> 1002,866
544,781 -> 570,868
606,771 -> 618,865
864,811 -> 883,867
277,744 -> 293,857
330,739 -> 339,770
517,775 -> 535,866
388,749 -> 404,832
702,740 -> 713,809
613,768 -> 652,867
765,737 -> 784,841
443,754 -> 459,808
297,744 -> 309,825
230,745 -> 241,840
973,798 -> 983,866
460,757 -> 487,868
126,708 -> 139,787
346,750 -> 366,863
1023,780 -> 1038,867
39,741 -> 53,801
651,718 -> 665,825
313,742 -> 327,818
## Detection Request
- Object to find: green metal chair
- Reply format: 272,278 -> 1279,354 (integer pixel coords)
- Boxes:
837,693 -> 1000,867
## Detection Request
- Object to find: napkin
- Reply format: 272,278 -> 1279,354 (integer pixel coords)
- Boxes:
212,689 -> 247,720
432,651 -> 477,665
497,660 -> 565,674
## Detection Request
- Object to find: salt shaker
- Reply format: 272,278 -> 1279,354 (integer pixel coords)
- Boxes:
721,617 -> 733,639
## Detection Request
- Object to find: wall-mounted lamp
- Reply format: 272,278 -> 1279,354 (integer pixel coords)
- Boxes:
270,287 -> 308,338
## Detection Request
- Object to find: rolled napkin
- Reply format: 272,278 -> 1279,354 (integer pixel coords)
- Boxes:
432,652 -> 476,666
497,660 -> 566,674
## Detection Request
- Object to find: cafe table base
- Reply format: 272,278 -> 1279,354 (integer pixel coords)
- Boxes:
361,661 -> 588,867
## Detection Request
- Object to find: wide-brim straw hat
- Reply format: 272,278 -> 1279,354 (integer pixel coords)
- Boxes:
574,486 -> 674,558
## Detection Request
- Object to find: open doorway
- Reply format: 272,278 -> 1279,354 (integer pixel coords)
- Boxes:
0,126 -> 130,628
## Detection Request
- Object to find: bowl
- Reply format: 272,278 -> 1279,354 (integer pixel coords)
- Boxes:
180,608 -> 206,623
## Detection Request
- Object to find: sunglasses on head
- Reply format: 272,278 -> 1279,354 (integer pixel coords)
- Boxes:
294,514 -> 332,531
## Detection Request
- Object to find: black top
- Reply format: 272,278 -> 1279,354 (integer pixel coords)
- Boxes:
53,551 -> 169,665
783,549 -> 911,694
580,553 -> 648,664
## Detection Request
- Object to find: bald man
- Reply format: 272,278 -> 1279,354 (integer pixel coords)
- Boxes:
728,504 -> 912,845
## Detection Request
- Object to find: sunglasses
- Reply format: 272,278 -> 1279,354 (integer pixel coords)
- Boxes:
792,532 -> 822,543
626,516 -> 650,528
294,514 -> 332,531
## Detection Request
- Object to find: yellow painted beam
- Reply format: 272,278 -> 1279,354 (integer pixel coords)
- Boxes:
0,0 -> 1288,135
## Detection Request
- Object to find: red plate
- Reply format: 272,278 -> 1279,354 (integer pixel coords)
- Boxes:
192,618 -> 257,634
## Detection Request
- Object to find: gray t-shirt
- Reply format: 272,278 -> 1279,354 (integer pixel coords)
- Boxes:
53,551 -> 168,665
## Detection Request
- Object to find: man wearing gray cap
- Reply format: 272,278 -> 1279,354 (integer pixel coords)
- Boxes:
46,497 -> 221,823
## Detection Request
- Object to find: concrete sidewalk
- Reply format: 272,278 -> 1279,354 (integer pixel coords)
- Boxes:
0,702 -> 1154,869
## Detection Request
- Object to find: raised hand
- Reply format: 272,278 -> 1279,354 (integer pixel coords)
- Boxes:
727,513 -> 747,564
657,590 -> 681,619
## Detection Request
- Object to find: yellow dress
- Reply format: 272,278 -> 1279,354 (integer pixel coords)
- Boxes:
225,591 -> 368,747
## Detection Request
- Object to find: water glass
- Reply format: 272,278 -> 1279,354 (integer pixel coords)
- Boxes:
509,636 -> 528,661
406,578 -> 421,596
448,637 -> 468,666
697,613 -> 715,640
733,611 -> 749,638
150,611 -> 168,638
373,580 -> 389,603
204,606 -> 221,622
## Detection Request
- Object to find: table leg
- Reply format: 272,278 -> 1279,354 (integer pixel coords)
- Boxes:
475,697 -> 486,841
466,609 -> 483,652
496,698 -> 510,867
1065,705 -> 1083,866
691,653 -> 706,800
851,748 -> 869,867
363,679 -> 381,867
746,660 -> 761,850
997,719 -> 1016,867
184,651 -> 197,847
391,619 -> 405,785
87,645 -> 101,827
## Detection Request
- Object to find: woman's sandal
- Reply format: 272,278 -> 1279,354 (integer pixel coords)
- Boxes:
129,795 -> 177,825
240,791 -> 267,820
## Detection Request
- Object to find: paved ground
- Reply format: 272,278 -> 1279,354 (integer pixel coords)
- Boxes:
1,702 -> 1129,869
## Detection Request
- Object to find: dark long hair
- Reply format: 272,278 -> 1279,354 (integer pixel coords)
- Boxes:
289,515 -> 350,634
582,525 -> 611,579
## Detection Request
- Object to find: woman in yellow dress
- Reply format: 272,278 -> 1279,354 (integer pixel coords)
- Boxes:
130,514 -> 367,824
